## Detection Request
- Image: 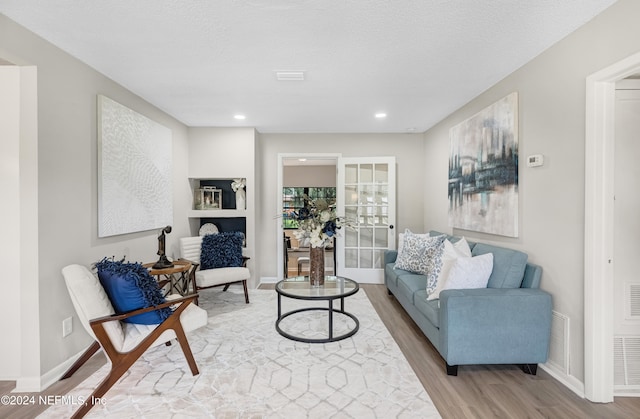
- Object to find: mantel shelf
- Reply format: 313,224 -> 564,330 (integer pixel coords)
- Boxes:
187,209 -> 247,218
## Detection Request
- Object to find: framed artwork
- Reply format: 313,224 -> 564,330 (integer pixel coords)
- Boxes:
448,92 -> 519,237
98,95 -> 173,237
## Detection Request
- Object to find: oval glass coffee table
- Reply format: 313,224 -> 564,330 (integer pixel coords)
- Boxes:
275,275 -> 360,343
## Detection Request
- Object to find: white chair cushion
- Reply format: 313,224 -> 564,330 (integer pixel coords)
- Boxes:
63,265 -> 208,353
121,294 -> 208,352
195,267 -> 250,288
62,264 -> 124,349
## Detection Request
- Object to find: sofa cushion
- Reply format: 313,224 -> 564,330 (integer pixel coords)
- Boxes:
396,273 -> 428,305
415,290 -> 440,328
441,253 -> 493,291
385,263 -> 403,288
472,243 -> 527,288
95,259 -> 172,325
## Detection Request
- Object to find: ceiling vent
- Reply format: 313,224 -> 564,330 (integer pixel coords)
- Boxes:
275,71 -> 305,81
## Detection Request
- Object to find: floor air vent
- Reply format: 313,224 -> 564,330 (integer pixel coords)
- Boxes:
548,311 -> 569,374
614,336 -> 640,386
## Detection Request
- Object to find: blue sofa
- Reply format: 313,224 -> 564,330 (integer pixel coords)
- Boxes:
384,231 -> 552,375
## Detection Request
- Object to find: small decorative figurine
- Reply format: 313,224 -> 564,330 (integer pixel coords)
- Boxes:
152,225 -> 174,269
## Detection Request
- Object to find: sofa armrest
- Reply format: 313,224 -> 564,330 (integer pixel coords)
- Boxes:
438,287 -> 552,366
384,250 -> 398,264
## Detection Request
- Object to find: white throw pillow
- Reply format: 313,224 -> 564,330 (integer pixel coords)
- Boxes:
440,252 -> 494,292
427,237 -> 471,300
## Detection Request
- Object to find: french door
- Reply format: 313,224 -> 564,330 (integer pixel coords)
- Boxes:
336,157 -> 396,283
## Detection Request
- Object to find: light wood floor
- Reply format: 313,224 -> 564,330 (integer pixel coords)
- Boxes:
2,284 -> 638,418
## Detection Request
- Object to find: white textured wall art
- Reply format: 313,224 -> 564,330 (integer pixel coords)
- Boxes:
98,95 -> 173,237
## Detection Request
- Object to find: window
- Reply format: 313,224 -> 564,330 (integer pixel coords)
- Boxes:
282,187 -> 336,229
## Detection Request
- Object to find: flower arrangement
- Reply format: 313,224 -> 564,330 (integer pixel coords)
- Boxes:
293,197 -> 345,248
231,178 -> 245,192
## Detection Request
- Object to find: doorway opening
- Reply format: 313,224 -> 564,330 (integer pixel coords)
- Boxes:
585,51 -> 640,402
277,153 -> 340,281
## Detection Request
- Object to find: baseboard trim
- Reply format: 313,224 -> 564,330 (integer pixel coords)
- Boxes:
540,363 -> 585,399
13,376 -> 42,393
259,277 -> 278,285
14,345 -> 93,393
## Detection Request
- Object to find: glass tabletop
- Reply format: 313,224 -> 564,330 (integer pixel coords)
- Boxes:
275,275 -> 359,300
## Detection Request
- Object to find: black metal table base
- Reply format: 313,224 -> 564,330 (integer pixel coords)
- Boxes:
276,299 -> 360,343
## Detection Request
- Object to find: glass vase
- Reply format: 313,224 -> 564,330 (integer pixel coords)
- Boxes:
309,246 -> 325,287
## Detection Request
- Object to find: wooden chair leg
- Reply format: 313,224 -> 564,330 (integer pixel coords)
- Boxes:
70,360 -> 131,419
173,324 -> 199,376
60,341 -> 100,380
242,280 -> 249,304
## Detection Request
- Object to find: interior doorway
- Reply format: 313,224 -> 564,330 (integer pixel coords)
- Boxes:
612,78 -> 640,395
277,153 -> 340,281
585,51 -> 640,402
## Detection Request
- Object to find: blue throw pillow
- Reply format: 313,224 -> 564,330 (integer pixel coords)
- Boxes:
95,259 -> 172,325
200,232 -> 244,269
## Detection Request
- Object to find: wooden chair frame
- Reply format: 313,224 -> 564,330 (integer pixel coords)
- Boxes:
61,294 -> 200,419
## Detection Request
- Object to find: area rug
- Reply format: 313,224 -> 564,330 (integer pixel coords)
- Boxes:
39,288 -> 441,418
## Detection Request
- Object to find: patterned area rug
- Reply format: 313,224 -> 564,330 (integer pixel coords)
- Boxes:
39,288 -> 441,418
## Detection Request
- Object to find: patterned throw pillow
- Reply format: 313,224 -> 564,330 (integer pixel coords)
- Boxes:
394,232 -> 446,293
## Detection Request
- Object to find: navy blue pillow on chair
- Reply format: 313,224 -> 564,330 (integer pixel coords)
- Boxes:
200,232 -> 244,269
95,259 -> 172,325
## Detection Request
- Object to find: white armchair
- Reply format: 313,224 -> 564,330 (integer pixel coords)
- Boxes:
60,264 -> 207,418
179,235 -> 251,304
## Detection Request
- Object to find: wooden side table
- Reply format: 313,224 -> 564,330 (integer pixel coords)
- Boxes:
144,259 -> 193,296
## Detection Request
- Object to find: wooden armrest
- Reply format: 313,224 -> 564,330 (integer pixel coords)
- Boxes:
89,294 -> 199,325
178,258 -> 200,270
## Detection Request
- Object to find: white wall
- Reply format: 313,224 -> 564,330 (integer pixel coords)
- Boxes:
284,165 -> 336,187
422,0 -> 640,386
257,133 -> 425,280
0,15 -> 191,387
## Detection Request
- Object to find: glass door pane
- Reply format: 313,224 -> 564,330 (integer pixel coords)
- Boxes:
337,158 -> 396,283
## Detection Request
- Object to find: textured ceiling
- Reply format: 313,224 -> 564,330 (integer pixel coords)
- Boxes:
0,0 -> 618,133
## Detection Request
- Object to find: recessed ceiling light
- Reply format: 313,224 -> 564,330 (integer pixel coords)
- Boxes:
234,114 -> 246,120
375,113 -> 387,119
298,158 -> 307,162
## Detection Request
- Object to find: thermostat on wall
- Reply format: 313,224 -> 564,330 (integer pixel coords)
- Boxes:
527,154 -> 544,167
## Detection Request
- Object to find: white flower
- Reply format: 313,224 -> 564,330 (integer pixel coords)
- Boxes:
320,210 -> 331,222
231,178 -> 245,192
291,196 -> 351,248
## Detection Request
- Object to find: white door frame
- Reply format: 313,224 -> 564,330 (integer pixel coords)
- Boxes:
585,51 -> 640,402
276,153 -> 341,281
